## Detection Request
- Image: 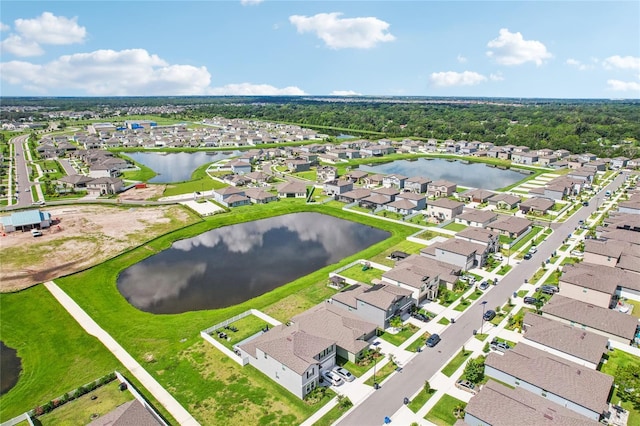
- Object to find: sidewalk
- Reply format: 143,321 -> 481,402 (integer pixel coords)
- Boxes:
44,281 -> 200,426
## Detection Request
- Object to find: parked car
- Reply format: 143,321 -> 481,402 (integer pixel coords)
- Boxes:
332,366 -> 355,382
529,246 -> 538,254
478,281 -> 490,291
523,253 -> 532,260
411,312 -> 430,322
490,340 -> 511,352
582,201 -> 590,206
483,310 -> 496,321
426,334 -> 441,347
322,370 -> 344,386
539,285 -> 559,295
455,380 -> 477,395
523,296 -> 539,305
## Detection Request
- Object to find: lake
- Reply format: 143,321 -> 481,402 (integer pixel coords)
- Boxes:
360,158 -> 527,190
117,213 -> 390,314
0,341 -> 21,396
125,151 -> 240,183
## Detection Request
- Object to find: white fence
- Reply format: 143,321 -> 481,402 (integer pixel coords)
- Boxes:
115,371 -> 169,426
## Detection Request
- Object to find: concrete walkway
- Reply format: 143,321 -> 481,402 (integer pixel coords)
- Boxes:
44,281 -> 199,426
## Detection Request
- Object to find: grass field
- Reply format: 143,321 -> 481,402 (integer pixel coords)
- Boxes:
408,388 -> 437,413
162,162 -> 227,197
38,380 -> 133,426
47,201 -> 416,424
119,153 -> 157,181
338,263 -> 384,284
600,349 -> 640,426
0,286 -> 124,422
364,362 -> 398,386
424,394 -> 466,426
378,324 -> 419,346
442,222 -> 467,232
368,240 -> 426,267
441,349 -> 472,377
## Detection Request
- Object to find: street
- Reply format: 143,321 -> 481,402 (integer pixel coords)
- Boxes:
337,172 -> 628,425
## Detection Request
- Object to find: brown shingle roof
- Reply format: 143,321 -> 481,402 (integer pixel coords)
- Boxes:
485,343 -> 613,415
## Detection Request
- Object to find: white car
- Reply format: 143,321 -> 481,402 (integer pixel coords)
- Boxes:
332,366 -> 355,382
529,246 -> 538,254
322,370 -> 344,386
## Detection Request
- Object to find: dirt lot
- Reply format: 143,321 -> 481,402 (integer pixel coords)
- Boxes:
117,185 -> 166,201
0,204 -> 198,292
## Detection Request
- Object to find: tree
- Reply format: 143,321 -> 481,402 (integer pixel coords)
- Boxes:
389,316 -> 403,331
616,364 -> 640,405
463,356 -> 486,384
423,380 -> 431,394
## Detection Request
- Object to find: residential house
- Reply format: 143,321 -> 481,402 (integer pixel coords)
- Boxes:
558,262 -> 640,308
363,174 -> 385,188
454,209 -> 498,228
343,170 -> 368,183
618,196 -> 640,215
427,180 -> 457,198
1,209 -> 52,233
244,188 -> 278,204
583,238 -> 640,271
519,197 -> 555,215
567,168 -> 595,182
464,380 -> 600,426
538,155 -> 558,167
459,188 -> 495,203
484,343 -> 613,421
324,179 -> 354,196
228,160 -> 252,175
359,187 -> 399,209
540,295 -> 638,345
455,227 -> 500,253
487,193 -> 521,210
425,198 -> 464,221
86,177 -> 123,195
213,187 -> 251,207
57,174 -> 94,191
329,283 -> 413,328
382,174 -> 407,190
420,238 -> 489,270
286,159 -> 311,173
381,256 -> 455,302
385,192 -> 426,215
522,312 -> 608,369
316,166 -> 337,182
511,152 -> 539,165
486,216 -> 532,238
360,145 -> 394,157
277,181 -> 307,198
404,176 -> 431,194
244,171 -> 272,185
338,188 -> 371,204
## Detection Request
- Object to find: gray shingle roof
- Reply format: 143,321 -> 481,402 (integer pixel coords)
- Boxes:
465,380 -> 600,426
485,343 -> 613,415
541,295 -> 638,340
523,313 -> 608,365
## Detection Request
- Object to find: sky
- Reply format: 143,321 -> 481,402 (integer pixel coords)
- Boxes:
0,1 -> 638,99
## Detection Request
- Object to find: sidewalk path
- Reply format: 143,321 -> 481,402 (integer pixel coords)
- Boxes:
44,281 -> 199,426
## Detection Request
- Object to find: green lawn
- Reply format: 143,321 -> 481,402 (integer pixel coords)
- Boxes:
414,229 -> 452,240
438,317 -> 450,325
293,170 -> 316,181
600,349 -> 640,426
499,235 -> 514,245
336,357 -> 369,378
474,333 -> 489,342
408,389 -> 437,413
37,380 -> 133,426
496,265 -> 512,275
378,324 -> 420,346
338,263 -> 384,284
162,163 -> 227,196
51,201 -> 418,424
454,298 -> 473,312
369,240 -> 426,266
510,226 -> 543,252
424,394 -> 466,426
0,286 -> 126,422
626,299 -> 640,319
442,222 -> 467,232
119,153 -> 157,181
441,349 -> 472,377
313,400 -> 352,426
364,362 -> 398,386
517,290 -> 528,298
210,314 -> 268,350
406,332 -> 431,352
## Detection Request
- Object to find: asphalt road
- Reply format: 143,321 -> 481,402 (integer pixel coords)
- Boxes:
338,172 -> 628,426
10,134 -> 34,209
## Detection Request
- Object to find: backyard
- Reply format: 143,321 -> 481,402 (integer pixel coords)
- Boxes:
337,263 -> 385,284
600,349 -> 640,426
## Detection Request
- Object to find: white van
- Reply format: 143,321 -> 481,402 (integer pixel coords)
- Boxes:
494,253 -> 503,261
31,229 -> 43,237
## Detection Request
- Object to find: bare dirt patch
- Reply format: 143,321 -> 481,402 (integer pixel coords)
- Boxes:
117,184 -> 166,201
0,204 -> 198,291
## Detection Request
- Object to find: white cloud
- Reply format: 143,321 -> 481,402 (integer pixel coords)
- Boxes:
566,58 -> 594,71
429,71 -> 487,87
486,28 -> 551,66
457,54 -> 467,63
489,72 -> 504,81
14,12 -> 86,45
0,34 -> 44,57
0,49 -> 212,95
240,0 -> 264,5
0,22 -> 10,32
289,12 -> 395,49
607,79 -> 640,92
603,55 -> 640,71
208,83 -> 305,95
330,90 -> 362,96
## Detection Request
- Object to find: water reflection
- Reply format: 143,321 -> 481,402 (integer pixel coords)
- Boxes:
0,341 -> 22,396
361,158 -> 526,190
117,213 -> 389,314
125,151 -> 240,183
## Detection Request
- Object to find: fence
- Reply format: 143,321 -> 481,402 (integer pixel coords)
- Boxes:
0,413 -> 34,426
115,371 -> 168,426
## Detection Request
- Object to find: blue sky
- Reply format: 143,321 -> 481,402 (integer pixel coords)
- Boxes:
1,1 -> 638,98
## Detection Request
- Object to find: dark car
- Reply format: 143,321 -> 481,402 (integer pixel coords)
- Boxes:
582,201 -> 589,206
523,253 -> 532,260
539,285 -> 559,295
524,296 -> 539,305
412,312 -> 430,322
483,310 -> 496,321
426,334 -> 441,347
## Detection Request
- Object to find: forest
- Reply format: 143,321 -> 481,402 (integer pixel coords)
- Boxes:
1,96 -> 639,157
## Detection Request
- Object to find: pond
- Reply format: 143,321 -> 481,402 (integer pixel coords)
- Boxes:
0,341 -> 22,396
117,212 -> 390,314
125,151 -> 240,183
360,158 -> 527,190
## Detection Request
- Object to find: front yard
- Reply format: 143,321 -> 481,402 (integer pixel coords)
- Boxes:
424,394 -> 466,426
378,323 -> 420,346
